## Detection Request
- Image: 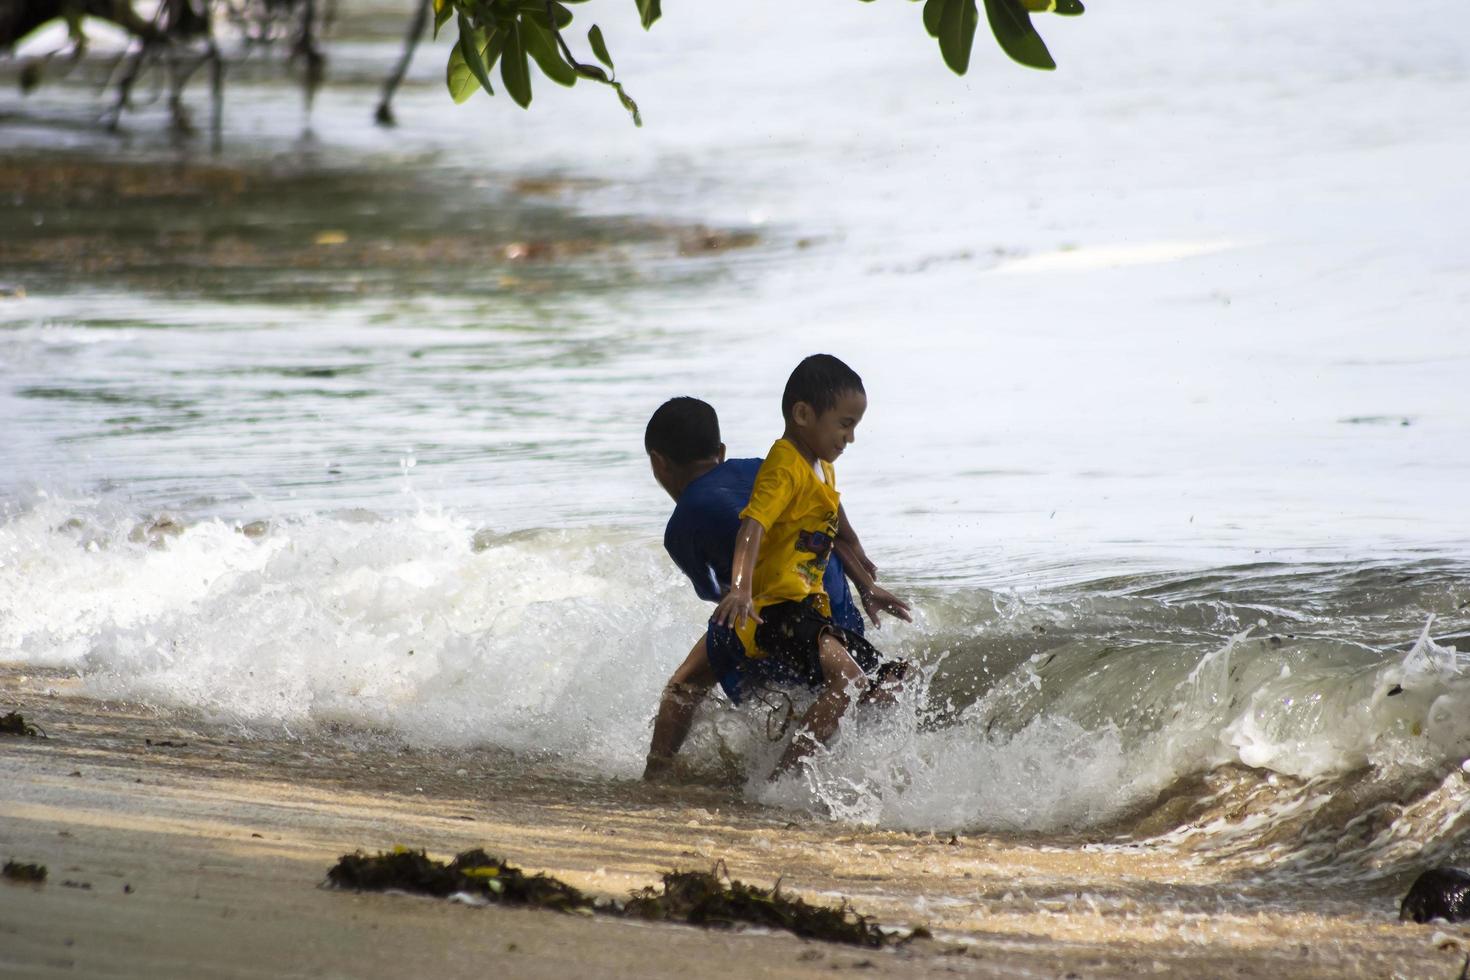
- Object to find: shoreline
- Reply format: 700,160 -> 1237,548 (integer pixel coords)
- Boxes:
2,665 -> 1461,978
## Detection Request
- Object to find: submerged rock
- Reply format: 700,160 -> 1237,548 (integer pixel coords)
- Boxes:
128,515 -> 186,548
1401,868 -> 1470,923
677,228 -> 760,256
238,520 -> 270,539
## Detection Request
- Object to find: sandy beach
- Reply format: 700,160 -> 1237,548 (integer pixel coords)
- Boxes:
2,665 -> 1463,979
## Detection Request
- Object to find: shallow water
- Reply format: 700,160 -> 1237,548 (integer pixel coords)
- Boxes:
2,0 -> 1469,886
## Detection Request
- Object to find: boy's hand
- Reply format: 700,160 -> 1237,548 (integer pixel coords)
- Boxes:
860,585 -> 911,629
712,589 -> 762,631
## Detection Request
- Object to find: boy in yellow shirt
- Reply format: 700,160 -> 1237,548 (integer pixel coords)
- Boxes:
713,354 -> 911,776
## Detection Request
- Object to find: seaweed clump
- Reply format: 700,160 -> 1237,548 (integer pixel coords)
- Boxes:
1,711 -> 46,737
326,847 -> 591,912
624,863 -> 887,948
3,861 -> 48,884
326,848 -> 909,948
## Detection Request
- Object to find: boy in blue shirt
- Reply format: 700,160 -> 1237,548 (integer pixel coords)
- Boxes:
642,396 -> 909,781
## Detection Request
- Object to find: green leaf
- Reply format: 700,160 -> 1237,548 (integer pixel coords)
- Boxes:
922,0 -> 943,38
446,41 -> 479,103
636,0 -> 661,30
456,14 -> 497,95
938,0 -> 979,75
500,21 -> 533,107
515,0 -> 572,27
1054,0 -> 1083,15
522,15 -> 578,87
982,0 -> 1055,69
615,82 -> 642,126
520,5 -> 572,33
588,24 -> 613,70
434,0 -> 454,39
482,25 -> 508,73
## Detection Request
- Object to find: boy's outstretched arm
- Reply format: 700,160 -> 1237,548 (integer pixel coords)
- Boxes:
845,558 -> 913,628
711,516 -> 764,630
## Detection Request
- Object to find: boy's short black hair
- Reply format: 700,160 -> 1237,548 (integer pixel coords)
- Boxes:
645,397 -> 722,464
781,354 -> 865,420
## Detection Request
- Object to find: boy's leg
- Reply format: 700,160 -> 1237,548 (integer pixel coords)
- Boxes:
771,631 -> 867,777
836,628 -> 907,708
643,635 -> 717,781
857,658 -> 908,707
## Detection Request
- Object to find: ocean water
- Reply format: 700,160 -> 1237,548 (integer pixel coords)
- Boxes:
3,0 -> 1470,881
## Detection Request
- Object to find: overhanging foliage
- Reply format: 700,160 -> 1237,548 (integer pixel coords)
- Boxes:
436,0 -> 1084,122
1,0 -> 1084,139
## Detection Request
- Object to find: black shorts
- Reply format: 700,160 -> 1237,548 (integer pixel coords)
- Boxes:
753,596 -> 904,689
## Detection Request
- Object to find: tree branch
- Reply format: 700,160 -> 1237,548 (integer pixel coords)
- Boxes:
375,0 -> 430,127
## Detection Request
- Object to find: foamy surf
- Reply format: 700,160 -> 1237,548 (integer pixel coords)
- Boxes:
988,239 -> 1247,275
4,494 -> 1467,867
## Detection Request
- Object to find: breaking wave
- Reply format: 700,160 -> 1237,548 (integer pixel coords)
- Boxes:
4,493 -> 1469,872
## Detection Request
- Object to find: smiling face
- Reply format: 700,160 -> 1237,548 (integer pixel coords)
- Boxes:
790,389 -> 867,464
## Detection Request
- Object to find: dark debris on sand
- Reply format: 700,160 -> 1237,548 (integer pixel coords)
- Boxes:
1,711 -> 46,737
3,861 -> 48,884
624,862 -> 888,948
326,848 -> 589,912
326,849 -> 918,948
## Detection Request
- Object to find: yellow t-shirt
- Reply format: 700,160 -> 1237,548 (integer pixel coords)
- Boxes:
736,438 -> 841,656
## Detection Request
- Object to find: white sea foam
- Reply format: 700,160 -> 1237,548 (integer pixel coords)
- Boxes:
1,496 -> 702,774
989,240 -> 1247,276
764,699 -> 1136,833
4,497 -> 1469,839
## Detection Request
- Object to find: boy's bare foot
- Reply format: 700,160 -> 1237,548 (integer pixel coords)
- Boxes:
642,753 -> 676,782
644,753 -> 736,788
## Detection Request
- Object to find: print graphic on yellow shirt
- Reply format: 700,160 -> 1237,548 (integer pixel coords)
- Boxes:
735,438 -> 840,657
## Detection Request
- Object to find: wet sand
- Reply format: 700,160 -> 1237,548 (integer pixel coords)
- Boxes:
1,665 -> 1462,979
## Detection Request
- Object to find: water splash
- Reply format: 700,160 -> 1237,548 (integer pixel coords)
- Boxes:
3,495 -> 1468,857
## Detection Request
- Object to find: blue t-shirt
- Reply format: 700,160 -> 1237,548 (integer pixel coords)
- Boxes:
664,458 -> 864,635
